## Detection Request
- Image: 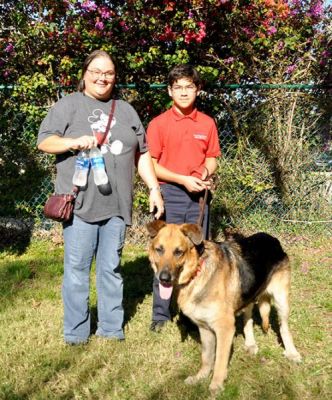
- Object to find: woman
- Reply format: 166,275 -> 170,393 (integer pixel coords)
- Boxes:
37,50 -> 163,345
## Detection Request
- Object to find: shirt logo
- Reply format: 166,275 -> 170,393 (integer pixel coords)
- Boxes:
193,133 -> 207,140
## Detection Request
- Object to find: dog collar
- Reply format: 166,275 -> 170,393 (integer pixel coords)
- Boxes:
192,257 -> 205,280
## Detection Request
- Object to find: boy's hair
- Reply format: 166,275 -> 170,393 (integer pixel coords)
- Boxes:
168,64 -> 202,87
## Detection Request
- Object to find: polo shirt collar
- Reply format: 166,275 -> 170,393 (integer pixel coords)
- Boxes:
171,106 -> 198,121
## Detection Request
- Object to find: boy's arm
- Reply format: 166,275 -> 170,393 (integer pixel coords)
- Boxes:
151,158 -> 208,193
204,157 -> 218,178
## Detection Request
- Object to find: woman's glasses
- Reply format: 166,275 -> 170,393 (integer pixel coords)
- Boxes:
87,69 -> 115,81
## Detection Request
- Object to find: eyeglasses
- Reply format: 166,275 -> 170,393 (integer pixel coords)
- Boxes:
87,69 -> 115,81
171,84 -> 197,92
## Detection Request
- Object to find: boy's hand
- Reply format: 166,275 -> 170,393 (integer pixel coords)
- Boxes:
180,176 -> 208,192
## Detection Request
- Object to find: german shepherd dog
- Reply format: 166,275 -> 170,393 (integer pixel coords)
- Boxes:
147,220 -> 302,395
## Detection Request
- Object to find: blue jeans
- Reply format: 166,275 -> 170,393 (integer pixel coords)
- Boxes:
152,183 -> 210,322
62,215 -> 126,344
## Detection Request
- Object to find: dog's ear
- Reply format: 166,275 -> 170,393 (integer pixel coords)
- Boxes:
146,220 -> 166,238
180,224 -> 204,246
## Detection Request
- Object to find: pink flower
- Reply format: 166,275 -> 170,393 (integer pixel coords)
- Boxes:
119,21 -> 129,31
308,1 -> 323,18
81,1 -> 97,12
267,26 -> 277,35
99,7 -> 111,19
242,27 -> 254,38
95,21 -> 104,30
224,57 -> 234,64
5,43 -> 14,53
321,50 -> 331,59
286,65 -> 296,74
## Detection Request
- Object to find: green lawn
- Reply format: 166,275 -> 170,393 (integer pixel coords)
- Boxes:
0,235 -> 331,400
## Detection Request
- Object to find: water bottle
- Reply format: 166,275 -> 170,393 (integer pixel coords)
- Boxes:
72,150 -> 89,187
90,147 -> 112,195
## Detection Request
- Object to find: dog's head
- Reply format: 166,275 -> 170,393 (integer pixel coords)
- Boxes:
146,220 -> 204,298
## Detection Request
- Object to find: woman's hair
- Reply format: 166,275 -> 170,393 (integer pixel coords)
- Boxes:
78,49 -> 117,92
168,64 -> 202,87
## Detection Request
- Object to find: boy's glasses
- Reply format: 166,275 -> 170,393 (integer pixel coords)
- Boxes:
87,69 -> 115,81
171,84 -> 197,92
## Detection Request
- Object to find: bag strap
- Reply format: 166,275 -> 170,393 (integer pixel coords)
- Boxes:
99,100 -> 116,146
71,185 -> 79,197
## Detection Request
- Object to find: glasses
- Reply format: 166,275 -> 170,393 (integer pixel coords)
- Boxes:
87,69 -> 115,81
171,84 -> 197,92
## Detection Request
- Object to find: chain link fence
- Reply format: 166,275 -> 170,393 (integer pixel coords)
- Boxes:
1,84 -> 331,244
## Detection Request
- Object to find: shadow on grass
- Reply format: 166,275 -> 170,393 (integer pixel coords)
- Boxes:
0,251 -> 63,310
0,218 -> 34,255
90,255 -> 154,333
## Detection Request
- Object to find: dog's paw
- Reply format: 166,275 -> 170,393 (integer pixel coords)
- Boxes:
284,350 -> 302,363
245,343 -> 259,355
185,369 -> 211,385
209,381 -> 224,397
184,375 -> 200,385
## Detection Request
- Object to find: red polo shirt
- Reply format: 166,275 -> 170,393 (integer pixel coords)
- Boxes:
147,106 -> 221,179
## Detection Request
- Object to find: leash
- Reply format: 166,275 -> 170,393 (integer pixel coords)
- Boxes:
196,188 -> 209,227
196,172 -> 219,227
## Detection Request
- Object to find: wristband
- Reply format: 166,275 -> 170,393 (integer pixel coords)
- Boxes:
149,186 -> 161,192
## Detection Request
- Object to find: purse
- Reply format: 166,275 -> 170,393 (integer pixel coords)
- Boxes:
43,188 -> 78,222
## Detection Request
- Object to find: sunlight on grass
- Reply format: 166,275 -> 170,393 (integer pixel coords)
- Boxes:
0,237 -> 331,399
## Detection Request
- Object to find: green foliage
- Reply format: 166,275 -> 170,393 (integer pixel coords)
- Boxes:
0,0 -> 330,232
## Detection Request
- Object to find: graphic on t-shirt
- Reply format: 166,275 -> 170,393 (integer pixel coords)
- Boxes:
88,109 -> 123,155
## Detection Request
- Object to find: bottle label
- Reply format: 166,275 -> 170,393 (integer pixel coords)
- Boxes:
91,157 -> 105,169
76,158 -> 89,169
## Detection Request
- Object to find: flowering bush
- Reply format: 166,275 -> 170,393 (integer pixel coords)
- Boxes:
0,0 -> 330,90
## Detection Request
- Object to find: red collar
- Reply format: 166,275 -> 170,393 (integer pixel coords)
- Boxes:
192,257 -> 205,280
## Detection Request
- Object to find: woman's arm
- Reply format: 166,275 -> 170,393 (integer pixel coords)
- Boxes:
137,151 -> 164,219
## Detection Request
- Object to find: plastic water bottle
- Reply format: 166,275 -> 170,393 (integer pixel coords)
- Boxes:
72,150 -> 89,187
90,147 -> 112,195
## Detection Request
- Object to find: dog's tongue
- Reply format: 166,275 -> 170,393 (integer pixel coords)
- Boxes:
159,283 -> 173,300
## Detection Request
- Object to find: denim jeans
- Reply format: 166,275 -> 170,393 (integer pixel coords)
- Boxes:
62,215 -> 126,344
152,183 -> 210,322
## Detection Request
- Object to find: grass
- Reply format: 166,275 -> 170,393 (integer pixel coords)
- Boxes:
0,235 -> 331,400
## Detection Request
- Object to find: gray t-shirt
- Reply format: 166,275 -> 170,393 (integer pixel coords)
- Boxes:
38,92 -> 147,225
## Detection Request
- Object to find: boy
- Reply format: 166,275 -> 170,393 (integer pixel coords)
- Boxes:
147,64 -> 221,331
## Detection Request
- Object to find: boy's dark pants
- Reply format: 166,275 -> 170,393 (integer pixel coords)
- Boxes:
152,183 -> 210,322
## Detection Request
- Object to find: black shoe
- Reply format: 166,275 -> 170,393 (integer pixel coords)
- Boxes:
150,320 -> 168,332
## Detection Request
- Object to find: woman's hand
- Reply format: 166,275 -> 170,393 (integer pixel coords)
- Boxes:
70,135 -> 98,151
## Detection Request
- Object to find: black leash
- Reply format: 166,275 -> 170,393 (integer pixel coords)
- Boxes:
196,188 -> 208,227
